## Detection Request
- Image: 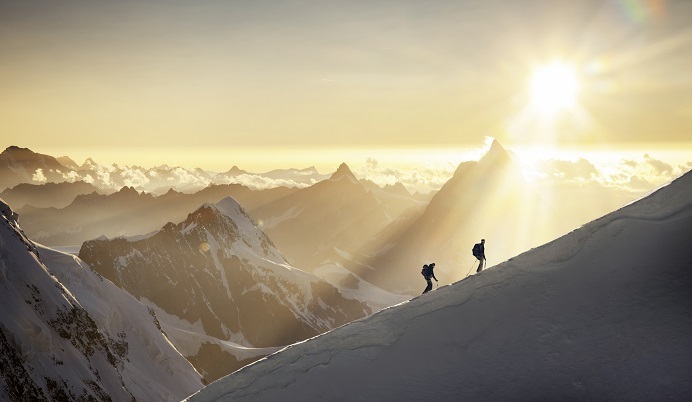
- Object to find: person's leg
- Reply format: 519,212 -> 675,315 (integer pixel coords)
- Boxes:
476,258 -> 484,273
423,278 -> 432,293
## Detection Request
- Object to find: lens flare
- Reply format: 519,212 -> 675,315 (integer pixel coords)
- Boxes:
529,61 -> 580,114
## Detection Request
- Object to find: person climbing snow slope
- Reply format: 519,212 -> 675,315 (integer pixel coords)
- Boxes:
472,239 -> 486,273
421,263 -> 438,294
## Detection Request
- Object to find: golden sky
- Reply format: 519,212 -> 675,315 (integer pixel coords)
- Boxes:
1,0 -> 691,152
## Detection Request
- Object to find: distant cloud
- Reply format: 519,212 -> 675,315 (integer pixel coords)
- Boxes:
643,154 -> 672,174
32,168 -> 47,183
216,174 -> 310,190
83,174 -> 95,184
95,167 -> 113,188
167,167 -> 211,189
525,153 -> 689,194
121,167 -> 150,188
355,159 -> 456,194
626,175 -> 654,190
538,158 -> 597,181
61,170 -> 81,183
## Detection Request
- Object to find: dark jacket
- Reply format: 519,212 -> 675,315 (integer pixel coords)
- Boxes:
423,264 -> 438,281
473,243 -> 485,260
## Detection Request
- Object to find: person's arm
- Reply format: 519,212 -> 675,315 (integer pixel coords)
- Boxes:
432,272 -> 438,281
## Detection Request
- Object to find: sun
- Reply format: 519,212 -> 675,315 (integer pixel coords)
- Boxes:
529,61 -> 579,115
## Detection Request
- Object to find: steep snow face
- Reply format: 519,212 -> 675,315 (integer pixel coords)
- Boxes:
186,171 -> 692,402
0,198 -> 202,401
79,196 -> 370,383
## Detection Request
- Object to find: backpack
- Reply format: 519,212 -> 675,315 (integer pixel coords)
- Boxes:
472,243 -> 481,257
421,264 -> 429,277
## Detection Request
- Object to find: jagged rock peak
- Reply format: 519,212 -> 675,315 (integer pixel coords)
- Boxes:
215,196 -> 243,216
384,182 -> 411,196
224,165 -> 248,175
479,139 -> 511,166
187,197 -> 244,226
82,157 -> 99,167
116,186 -> 139,195
330,163 -> 357,181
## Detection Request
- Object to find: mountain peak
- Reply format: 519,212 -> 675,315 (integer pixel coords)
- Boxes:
2,145 -> 24,154
224,165 -> 248,176
479,139 -> 511,166
116,186 -> 139,196
57,156 -> 80,170
82,158 -> 99,168
330,163 -> 357,181
383,182 -> 411,197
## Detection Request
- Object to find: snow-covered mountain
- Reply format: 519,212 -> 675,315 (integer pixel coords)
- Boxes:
78,197 -> 371,382
186,169 -> 692,401
0,198 -> 203,401
249,162 -> 425,271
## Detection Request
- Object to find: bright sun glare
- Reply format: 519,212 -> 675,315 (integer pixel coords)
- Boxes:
530,61 -> 579,115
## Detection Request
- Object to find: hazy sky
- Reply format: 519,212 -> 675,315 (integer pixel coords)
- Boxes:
2,0 -> 691,151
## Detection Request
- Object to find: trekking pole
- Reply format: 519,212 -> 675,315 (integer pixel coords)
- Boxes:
465,260 -> 477,278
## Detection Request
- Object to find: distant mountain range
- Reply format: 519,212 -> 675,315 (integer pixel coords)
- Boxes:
0,181 -> 102,209
17,183 -> 296,246
0,145 -> 338,195
249,162 -> 426,271
78,197 -> 371,382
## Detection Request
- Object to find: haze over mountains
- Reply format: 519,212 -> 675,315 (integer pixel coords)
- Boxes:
250,162 -> 425,271
17,184 -> 297,246
1,141 -> 690,401
187,168 -> 692,402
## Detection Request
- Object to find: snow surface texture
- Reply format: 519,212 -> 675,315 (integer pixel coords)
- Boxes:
0,198 -> 202,401
187,171 -> 692,401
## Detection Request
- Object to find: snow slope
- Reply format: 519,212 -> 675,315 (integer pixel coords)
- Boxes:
0,198 -> 202,401
314,262 -> 409,312
187,170 -> 692,401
